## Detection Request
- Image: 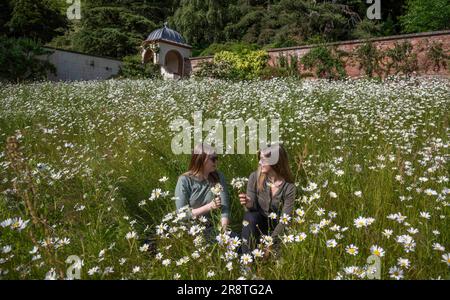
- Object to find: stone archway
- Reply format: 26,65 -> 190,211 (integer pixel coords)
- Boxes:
164,50 -> 183,76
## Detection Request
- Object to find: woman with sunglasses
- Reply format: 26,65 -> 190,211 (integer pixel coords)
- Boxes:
239,143 -> 296,256
174,143 -> 230,235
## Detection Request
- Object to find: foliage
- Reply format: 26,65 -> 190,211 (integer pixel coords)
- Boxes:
194,60 -> 235,80
351,19 -> 383,40
400,0 -> 450,33
301,44 -> 347,80
170,0 -> 229,49
259,66 -> 291,80
384,41 -> 418,77
225,0 -> 362,48
425,41 -> 449,72
275,53 -> 301,77
2,0 -> 67,43
199,42 -> 260,57
214,50 -> 269,80
116,54 -> 162,80
0,36 -> 56,83
196,49 -> 269,80
72,2 -> 157,59
353,41 -> 385,78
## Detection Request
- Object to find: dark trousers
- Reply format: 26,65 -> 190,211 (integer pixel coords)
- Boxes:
241,211 -> 277,254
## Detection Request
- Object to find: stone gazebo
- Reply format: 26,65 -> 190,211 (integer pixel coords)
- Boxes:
141,24 -> 192,79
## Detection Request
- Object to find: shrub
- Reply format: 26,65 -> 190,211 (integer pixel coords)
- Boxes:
199,42 -> 259,56
425,41 -> 449,72
259,66 -> 290,80
215,50 -> 269,80
117,54 -> 161,79
301,45 -> 347,80
276,53 -> 301,78
194,60 -> 235,79
0,36 -> 56,83
353,41 -> 385,78
384,41 -> 418,77
195,49 -> 269,80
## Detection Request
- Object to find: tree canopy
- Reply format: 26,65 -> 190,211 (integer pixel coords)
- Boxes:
1,0 -> 448,59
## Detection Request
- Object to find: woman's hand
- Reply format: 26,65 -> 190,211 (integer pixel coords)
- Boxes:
219,217 -> 229,232
210,196 -> 222,210
239,193 -> 250,207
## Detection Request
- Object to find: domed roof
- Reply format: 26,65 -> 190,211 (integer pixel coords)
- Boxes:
145,23 -> 190,47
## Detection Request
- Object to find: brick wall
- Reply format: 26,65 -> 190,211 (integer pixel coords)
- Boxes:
187,30 -> 450,78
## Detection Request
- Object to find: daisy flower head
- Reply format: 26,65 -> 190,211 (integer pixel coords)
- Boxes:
420,211 -> 431,219
261,235 -> 273,247
159,176 -> 169,183
370,245 -> 385,257
397,258 -> 410,269
240,254 -> 253,265
252,249 -> 264,258
125,231 -> 137,240
211,183 -> 223,196
354,216 -> 375,228
345,244 -> 359,256
268,212 -> 277,220
326,239 -> 338,248
432,243 -> 445,252
279,213 -> 291,225
231,177 -> 248,192
382,229 -> 393,238
295,232 -> 307,242
442,253 -> 450,266
315,208 -> 325,216
295,208 -> 305,217
389,266 -> 404,280
162,259 -> 171,266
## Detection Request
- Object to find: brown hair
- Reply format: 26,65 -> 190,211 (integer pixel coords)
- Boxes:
256,143 -> 294,191
183,143 -> 219,184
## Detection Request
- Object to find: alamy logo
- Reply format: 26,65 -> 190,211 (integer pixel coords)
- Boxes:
366,255 -> 381,279
170,111 -> 281,164
66,255 -> 83,279
366,0 -> 381,20
67,0 -> 82,20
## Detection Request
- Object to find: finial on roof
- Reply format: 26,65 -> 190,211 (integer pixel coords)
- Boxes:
163,21 -> 168,28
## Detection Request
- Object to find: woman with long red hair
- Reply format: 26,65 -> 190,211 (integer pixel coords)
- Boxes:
174,143 -> 230,232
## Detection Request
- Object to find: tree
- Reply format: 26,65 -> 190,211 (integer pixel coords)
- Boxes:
400,0 -> 450,33
225,0 -> 363,48
0,0 -> 12,36
171,0 -> 231,49
117,54 -> 161,79
6,0 -> 67,43
0,36 -> 56,83
73,1 -> 157,58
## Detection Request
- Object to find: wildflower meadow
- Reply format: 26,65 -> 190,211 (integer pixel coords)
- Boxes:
0,77 -> 449,280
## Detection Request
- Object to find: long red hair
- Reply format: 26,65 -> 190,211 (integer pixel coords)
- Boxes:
183,143 -> 219,184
